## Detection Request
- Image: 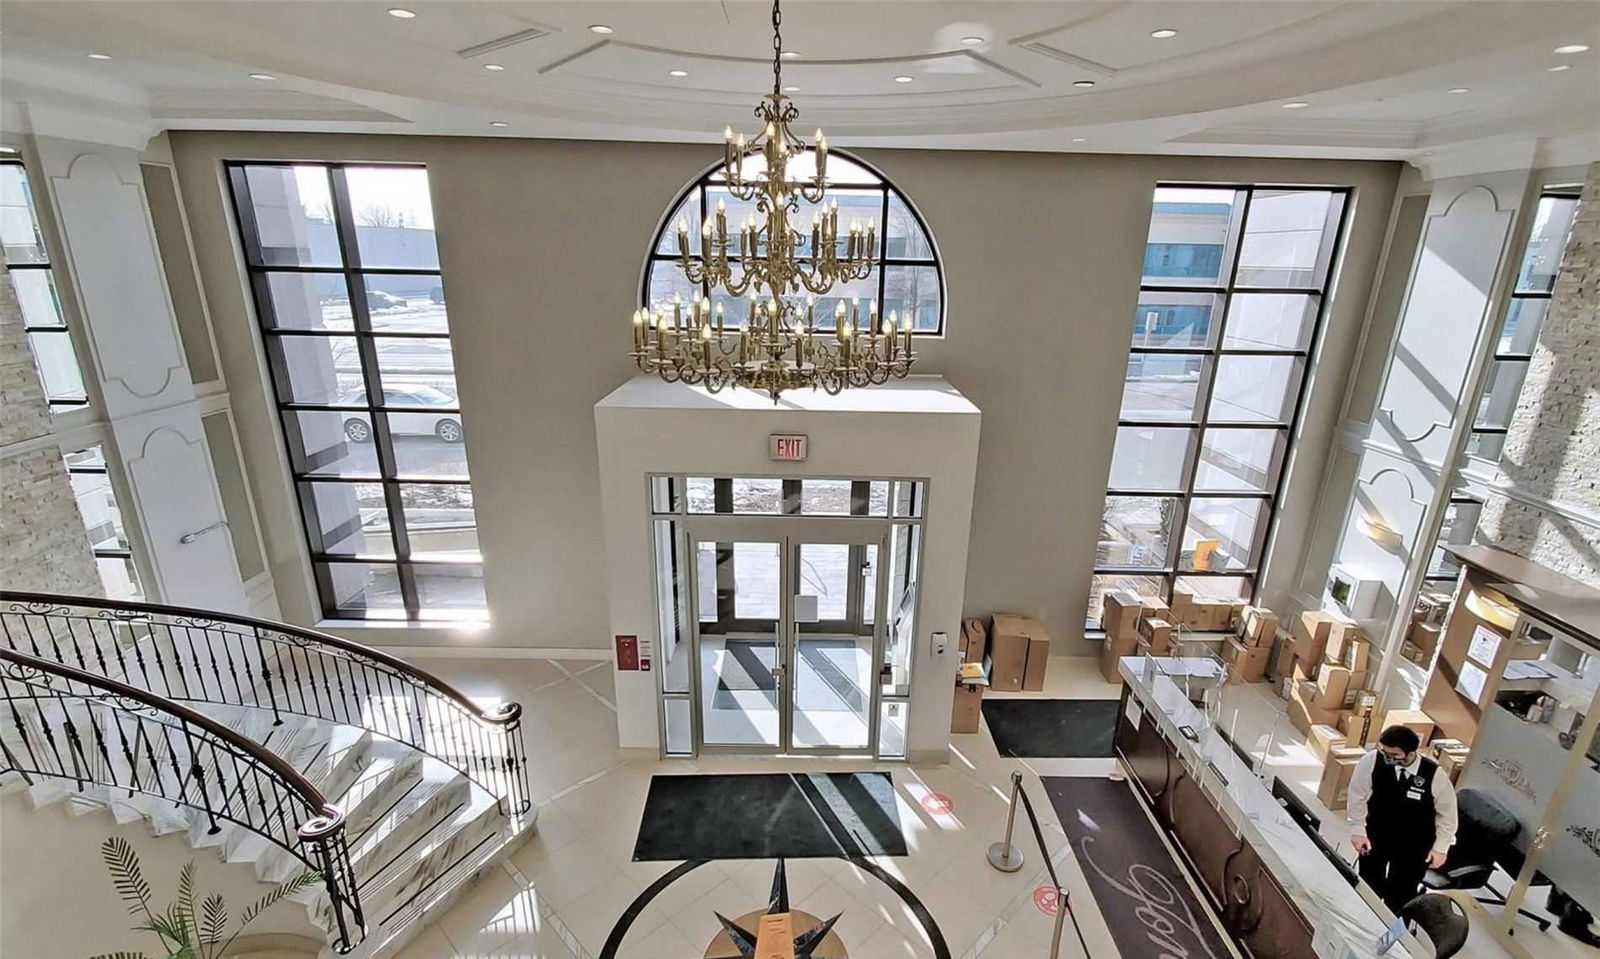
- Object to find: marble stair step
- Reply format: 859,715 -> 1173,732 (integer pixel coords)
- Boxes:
345,764 -> 471,881
254,749 -> 422,885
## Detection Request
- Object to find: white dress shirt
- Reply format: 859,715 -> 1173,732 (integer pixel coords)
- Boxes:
1346,750 -> 1458,855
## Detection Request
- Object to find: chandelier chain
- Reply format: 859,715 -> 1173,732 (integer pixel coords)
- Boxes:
771,0 -> 783,97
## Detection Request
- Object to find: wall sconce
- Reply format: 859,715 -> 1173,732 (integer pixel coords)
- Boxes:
1357,513 -> 1404,549
1464,589 -> 1518,631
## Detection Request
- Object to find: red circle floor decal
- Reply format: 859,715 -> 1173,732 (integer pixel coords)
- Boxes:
1034,885 -> 1061,916
919,792 -> 954,815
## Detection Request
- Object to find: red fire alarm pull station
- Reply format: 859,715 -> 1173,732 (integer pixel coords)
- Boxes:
615,635 -> 640,671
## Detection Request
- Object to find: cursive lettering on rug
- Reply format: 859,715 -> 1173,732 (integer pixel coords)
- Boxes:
1078,836 -> 1226,959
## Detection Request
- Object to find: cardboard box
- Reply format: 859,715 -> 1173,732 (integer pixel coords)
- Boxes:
1138,616 -> 1174,653
1223,639 -> 1270,683
1290,681 -> 1343,735
1324,623 -> 1364,667
1238,607 -> 1280,648
989,632 -> 1030,692
1102,592 -> 1143,642
1316,665 -> 1353,707
1099,632 -> 1139,683
1141,597 -> 1170,620
1350,690 -> 1377,718
1414,591 -> 1452,626
1317,747 -> 1367,810
1338,711 -> 1375,747
1022,638 -> 1050,691
1293,611 -> 1337,665
950,682 -> 983,734
1170,586 -> 1199,628
1307,724 -> 1347,761
960,618 -> 989,664
1340,638 -> 1371,673
1379,708 -> 1436,748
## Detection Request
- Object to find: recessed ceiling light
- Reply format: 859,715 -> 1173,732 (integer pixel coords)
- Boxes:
781,50 -> 800,59
894,75 -> 914,83
1549,64 -> 1572,72
489,121 -> 508,127
668,69 -> 689,78
248,73 -> 276,81
1553,44 -> 1589,54
86,52 -> 112,60
960,36 -> 985,46
484,63 -> 505,71
1071,137 -> 1087,143
588,24 -> 614,35
1282,101 -> 1310,109
386,8 -> 416,19
783,85 -> 800,93
1447,87 -> 1470,94
1073,80 -> 1096,88
1150,28 -> 1178,39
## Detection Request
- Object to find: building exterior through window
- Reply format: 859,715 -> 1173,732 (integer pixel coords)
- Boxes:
1,158 -> 89,413
226,163 -> 483,622
1090,185 -> 1350,626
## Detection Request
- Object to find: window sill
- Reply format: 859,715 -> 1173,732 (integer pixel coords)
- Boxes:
316,617 -> 491,633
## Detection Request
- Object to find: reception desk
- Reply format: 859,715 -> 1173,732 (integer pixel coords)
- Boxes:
1116,657 -> 1418,959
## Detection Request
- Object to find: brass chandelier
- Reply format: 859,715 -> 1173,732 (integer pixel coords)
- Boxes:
629,0 -> 916,401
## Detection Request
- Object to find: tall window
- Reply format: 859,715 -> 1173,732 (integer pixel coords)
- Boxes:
1,159 -> 89,412
644,150 -> 944,334
65,445 -> 142,600
1424,190 -> 1581,586
1089,186 -> 1349,625
226,163 -> 483,622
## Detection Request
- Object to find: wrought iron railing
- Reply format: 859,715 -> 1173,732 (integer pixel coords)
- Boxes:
0,592 -> 529,817
0,646 -> 364,952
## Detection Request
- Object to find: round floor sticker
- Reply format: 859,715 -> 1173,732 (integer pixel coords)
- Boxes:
919,792 -> 954,815
1034,885 -> 1061,916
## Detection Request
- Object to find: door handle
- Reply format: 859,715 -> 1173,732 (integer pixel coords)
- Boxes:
771,664 -> 785,687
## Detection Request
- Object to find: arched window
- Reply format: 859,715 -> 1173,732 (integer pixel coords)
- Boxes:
642,150 -> 945,335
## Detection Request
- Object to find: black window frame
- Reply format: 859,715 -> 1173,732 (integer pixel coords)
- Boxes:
1,157 -> 90,413
1091,184 -> 1353,625
641,149 -> 947,336
225,161 -> 482,623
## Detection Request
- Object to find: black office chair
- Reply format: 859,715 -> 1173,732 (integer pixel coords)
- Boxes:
1420,788 -> 1551,931
1400,894 -> 1469,959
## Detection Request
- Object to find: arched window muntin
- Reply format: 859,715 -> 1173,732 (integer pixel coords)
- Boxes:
640,148 -> 946,336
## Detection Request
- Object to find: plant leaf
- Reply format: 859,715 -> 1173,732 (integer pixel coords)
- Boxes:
101,837 -> 154,918
176,862 -> 198,944
238,871 -> 319,927
200,894 -> 228,944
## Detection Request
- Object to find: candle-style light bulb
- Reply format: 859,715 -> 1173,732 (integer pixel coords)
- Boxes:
724,125 -> 733,142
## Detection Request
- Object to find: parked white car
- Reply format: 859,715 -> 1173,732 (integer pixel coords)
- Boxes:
344,385 -> 463,444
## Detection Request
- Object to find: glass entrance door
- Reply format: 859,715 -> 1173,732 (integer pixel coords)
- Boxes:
687,516 -> 888,755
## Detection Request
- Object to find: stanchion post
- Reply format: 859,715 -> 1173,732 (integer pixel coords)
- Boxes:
1048,884 -> 1068,958
986,769 -> 1025,872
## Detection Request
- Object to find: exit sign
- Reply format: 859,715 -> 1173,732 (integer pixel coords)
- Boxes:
770,434 -> 808,461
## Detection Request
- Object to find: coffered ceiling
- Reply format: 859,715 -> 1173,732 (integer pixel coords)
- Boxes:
2,1 -> 1596,169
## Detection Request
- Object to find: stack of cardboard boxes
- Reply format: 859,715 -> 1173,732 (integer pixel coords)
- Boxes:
1430,738 -> 1472,782
1284,611 -> 1379,750
951,618 -> 988,733
989,613 -> 1051,692
1099,592 -> 1168,682
1399,591 -> 1450,667
1220,607 -> 1278,683
1167,584 -> 1246,632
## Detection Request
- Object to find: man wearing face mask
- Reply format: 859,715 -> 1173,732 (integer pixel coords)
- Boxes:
1346,724 -> 1458,914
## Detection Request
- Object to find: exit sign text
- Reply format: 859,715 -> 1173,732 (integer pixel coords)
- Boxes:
769,434 -> 808,461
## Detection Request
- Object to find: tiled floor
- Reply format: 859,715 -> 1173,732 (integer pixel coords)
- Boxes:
390,655 -> 1595,959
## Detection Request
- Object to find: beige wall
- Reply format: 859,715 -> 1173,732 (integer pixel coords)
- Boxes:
168,131 -> 1400,650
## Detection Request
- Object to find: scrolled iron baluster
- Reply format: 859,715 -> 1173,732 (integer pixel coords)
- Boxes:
252,626 -> 284,726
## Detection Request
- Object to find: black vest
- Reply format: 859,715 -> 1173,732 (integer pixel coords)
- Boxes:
1366,754 -> 1438,847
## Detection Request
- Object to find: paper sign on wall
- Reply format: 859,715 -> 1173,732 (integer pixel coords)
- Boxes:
1468,626 -> 1502,667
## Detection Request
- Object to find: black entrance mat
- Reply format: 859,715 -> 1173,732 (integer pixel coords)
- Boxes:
633,772 -> 906,861
980,698 -> 1119,757
1043,777 -> 1233,959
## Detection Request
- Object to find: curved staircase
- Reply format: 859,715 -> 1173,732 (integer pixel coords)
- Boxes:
0,591 -> 536,959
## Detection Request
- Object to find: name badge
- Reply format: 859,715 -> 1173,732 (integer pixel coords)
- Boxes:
1406,788 -> 1424,801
